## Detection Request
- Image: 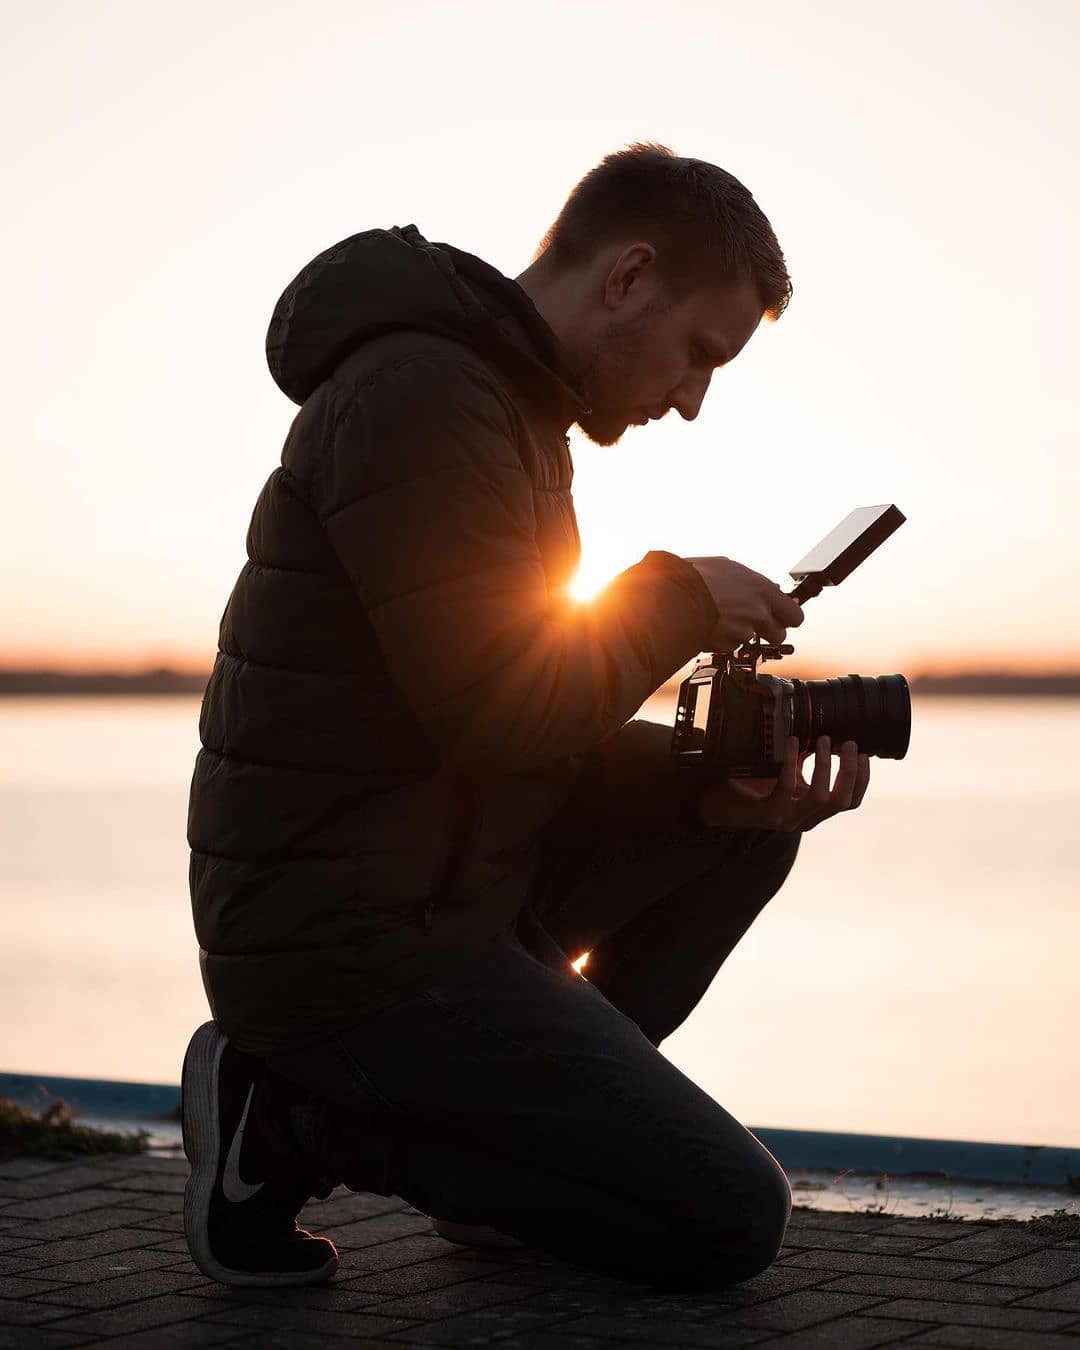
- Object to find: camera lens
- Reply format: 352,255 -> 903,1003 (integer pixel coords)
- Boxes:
790,674 -> 910,759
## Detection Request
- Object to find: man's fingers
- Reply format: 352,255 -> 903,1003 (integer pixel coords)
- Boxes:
809,736 -> 832,806
830,740 -> 859,811
850,753 -> 871,809
775,736 -> 799,797
772,589 -> 804,628
756,588 -> 803,645
755,616 -> 788,646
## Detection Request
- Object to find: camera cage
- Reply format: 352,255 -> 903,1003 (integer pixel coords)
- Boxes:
671,505 -> 907,769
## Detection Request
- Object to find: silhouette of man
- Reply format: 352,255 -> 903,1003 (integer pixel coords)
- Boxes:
182,142 -> 870,1291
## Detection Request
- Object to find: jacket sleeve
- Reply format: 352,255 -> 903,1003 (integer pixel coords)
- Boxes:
310,355 -> 718,774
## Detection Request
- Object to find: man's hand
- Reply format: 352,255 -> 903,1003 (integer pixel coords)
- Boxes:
683,555 -> 805,651
697,736 -> 871,832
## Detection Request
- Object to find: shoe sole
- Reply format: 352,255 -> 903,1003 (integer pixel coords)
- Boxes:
182,1021 -> 338,1287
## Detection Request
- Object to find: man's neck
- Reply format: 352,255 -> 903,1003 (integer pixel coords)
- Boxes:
514,257 -> 584,365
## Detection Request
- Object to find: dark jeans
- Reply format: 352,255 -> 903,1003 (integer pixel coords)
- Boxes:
264,721 -> 801,1290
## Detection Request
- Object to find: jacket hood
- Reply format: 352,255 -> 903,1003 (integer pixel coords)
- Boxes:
265,224 -> 589,428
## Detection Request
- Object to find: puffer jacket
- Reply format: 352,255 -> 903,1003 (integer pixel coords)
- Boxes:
188,224 -> 719,1053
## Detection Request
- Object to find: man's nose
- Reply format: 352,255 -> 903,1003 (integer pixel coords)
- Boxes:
671,378 -> 710,422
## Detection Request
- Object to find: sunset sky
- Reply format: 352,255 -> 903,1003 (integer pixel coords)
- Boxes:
5,0 -> 1078,677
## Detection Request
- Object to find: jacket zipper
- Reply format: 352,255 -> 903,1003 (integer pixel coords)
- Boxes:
421,778 -> 475,934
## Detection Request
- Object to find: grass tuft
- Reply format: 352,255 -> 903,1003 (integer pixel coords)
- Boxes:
0,1094 -> 149,1160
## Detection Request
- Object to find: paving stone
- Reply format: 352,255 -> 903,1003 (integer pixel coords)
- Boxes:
7,1156 -> 1080,1350
86,1322 -> 254,1350
203,1302 -> 419,1337
626,1289 -> 779,1317
482,1264 -> 641,1291
386,1309 -> 622,1346
0,1295 -> 78,1325
121,1193 -> 184,1211
435,1336 -> 612,1350
346,1255 -> 518,1294
179,1282 -> 398,1312
30,1245 -> 183,1282
900,1326 -> 1080,1347
683,1265 -> 831,1307
0,1326 -> 92,1348
0,1252 -> 43,1274
786,1211 -> 900,1233
129,1211 -> 187,1233
0,1164 -> 121,1202
358,1276 -> 530,1321
41,1293 -> 230,1337
914,1226 -> 1055,1262
261,1232 -> 456,1281
720,1289 -> 888,1331
877,1220 -> 991,1239
759,1317 -> 934,1348
779,1249 -> 986,1279
0,1274 -> 73,1298
104,1172 -> 189,1195
333,1226 -> 464,1261
19,1225 -> 169,1266
0,1206 -> 161,1241
28,1267 -> 206,1310
142,1236 -> 191,1254
0,1189 -> 129,1221
1012,1279 -> 1080,1312
958,1247 -> 1080,1288
0,1162 -> 76,1183
516,1312 -> 771,1346
779,1228 -> 945,1255
497,1286 -> 643,1319
301,1192 -> 411,1226
308,1213 -> 433,1249
862,1295 -> 1076,1330
817,1272 -> 1037,1304
211,1333 -> 390,1350
95,1156 -> 190,1175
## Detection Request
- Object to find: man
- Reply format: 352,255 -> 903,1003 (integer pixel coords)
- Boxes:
182,142 -> 870,1292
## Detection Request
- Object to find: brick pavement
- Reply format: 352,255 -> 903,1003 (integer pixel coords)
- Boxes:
1,1154 -> 1078,1348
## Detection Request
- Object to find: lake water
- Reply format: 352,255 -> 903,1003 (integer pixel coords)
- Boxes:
2,694 -> 1077,1150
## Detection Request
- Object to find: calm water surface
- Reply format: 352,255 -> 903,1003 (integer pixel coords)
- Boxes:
2,694 -> 1077,1148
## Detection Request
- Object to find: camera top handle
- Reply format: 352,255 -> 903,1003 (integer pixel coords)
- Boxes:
724,504 -> 907,673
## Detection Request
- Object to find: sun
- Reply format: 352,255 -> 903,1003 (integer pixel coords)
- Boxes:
567,562 -> 618,604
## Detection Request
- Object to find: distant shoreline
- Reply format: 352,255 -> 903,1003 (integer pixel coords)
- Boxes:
2,669 -> 1080,697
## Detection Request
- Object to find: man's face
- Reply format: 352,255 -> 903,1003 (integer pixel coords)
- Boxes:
574,275 -> 765,447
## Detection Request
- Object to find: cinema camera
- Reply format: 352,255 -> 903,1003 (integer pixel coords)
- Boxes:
671,505 -> 912,778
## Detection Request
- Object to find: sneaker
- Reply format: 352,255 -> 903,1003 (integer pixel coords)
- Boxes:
181,1021 -> 339,1286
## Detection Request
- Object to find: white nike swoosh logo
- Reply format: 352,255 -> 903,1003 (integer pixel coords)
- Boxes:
221,1084 -> 265,1203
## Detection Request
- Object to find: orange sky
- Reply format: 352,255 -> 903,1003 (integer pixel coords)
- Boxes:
4,0 -> 1078,677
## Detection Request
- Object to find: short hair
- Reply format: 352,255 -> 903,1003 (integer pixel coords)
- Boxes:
533,142 -> 792,320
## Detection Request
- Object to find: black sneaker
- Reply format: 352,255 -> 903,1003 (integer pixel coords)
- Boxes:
181,1021 -> 339,1286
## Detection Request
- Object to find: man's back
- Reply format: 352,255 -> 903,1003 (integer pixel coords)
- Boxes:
188,225 -> 716,1054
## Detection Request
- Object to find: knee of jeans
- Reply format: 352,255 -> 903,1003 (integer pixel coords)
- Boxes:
657,1152 -> 792,1291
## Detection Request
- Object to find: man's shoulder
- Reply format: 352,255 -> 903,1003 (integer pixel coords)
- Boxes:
334,330 -> 511,406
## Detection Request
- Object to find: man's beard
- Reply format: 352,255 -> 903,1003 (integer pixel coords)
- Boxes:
573,303 -> 664,448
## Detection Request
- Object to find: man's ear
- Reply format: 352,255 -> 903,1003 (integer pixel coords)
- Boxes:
602,242 -> 658,310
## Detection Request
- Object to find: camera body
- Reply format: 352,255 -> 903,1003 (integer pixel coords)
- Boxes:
671,645 -> 911,779
673,645 -> 796,779
670,506 -> 912,779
